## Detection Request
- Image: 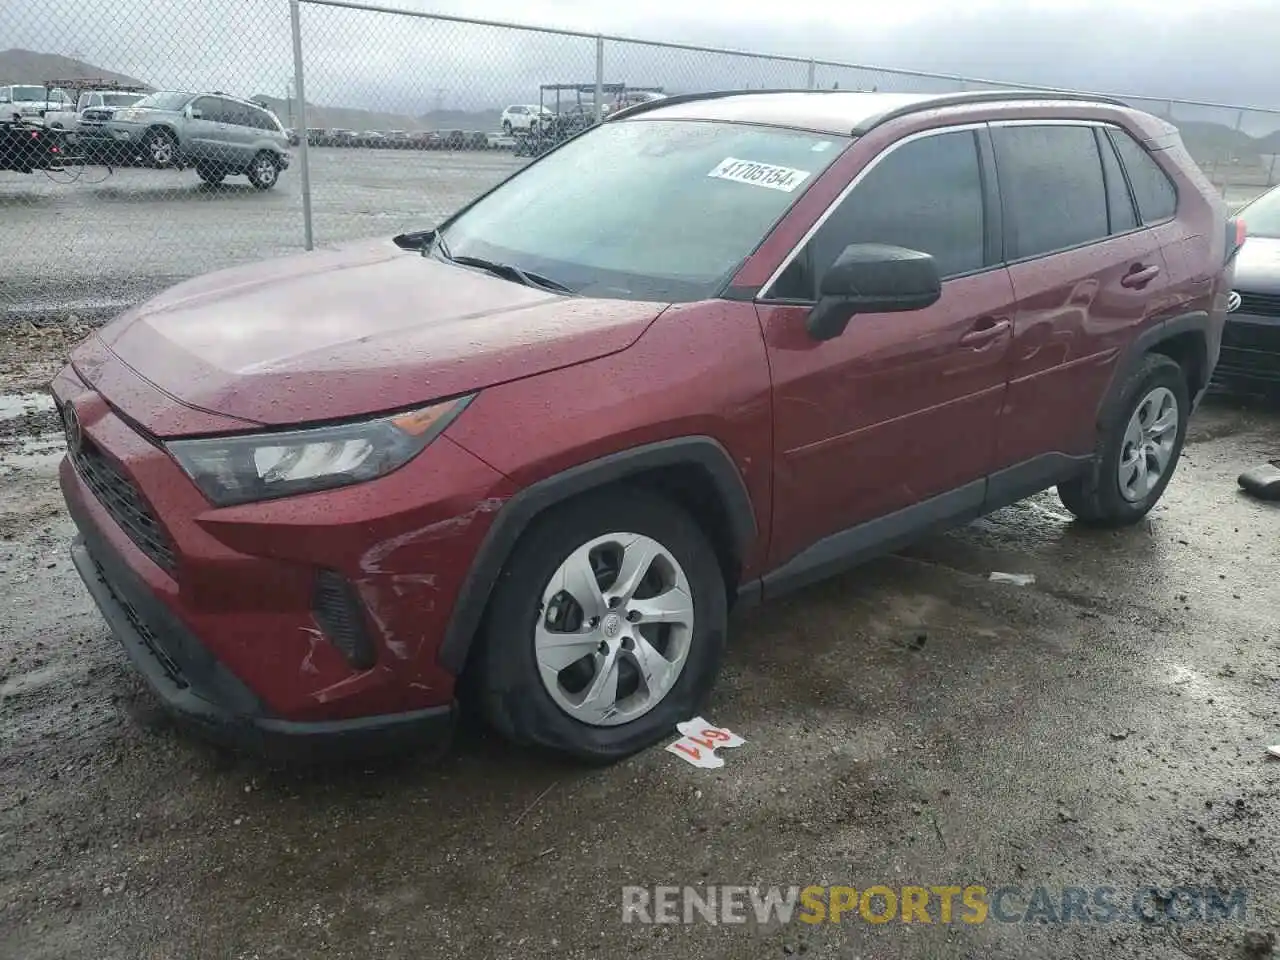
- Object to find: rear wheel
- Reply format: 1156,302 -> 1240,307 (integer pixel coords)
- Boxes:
1058,353 -> 1189,526
246,151 -> 279,189
472,488 -> 728,763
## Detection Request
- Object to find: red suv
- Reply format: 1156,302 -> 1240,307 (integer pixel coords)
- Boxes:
53,90 -> 1242,763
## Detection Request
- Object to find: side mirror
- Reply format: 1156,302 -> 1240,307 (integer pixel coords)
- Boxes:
806,243 -> 942,341
189,108 -> 203,119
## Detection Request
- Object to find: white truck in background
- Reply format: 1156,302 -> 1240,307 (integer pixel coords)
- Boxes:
42,86 -> 149,136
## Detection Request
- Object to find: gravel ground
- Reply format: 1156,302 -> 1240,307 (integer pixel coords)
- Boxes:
0,326 -> 1278,960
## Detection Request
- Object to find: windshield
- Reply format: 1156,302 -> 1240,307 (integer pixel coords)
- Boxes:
438,119 -> 849,301
11,86 -> 46,101
103,93 -> 144,107
134,91 -> 192,111
1239,184 -> 1280,239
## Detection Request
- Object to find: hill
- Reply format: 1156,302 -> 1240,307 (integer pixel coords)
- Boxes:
0,48 -> 149,88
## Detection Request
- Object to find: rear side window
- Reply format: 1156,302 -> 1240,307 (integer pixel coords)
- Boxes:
771,129 -> 986,299
1107,129 -> 1177,223
1096,128 -> 1138,233
994,125 -> 1109,260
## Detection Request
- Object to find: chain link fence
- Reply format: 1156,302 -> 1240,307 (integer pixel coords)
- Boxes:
3,0 -> 1279,321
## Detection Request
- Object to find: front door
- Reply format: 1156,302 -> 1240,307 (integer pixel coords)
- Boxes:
758,126 -> 1016,572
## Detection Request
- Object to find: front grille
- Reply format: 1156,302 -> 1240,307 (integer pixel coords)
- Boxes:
1217,347 -> 1280,379
81,109 -> 110,123
312,571 -> 377,670
1235,291 -> 1280,318
67,432 -> 177,575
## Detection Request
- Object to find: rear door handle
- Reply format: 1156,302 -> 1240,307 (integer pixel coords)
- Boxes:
1121,264 -> 1161,289
958,317 -> 1011,347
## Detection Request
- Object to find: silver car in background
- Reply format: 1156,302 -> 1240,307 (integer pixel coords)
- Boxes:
92,90 -> 291,188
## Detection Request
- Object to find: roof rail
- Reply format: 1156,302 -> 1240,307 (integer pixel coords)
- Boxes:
605,87 -> 1135,132
849,88 -> 1133,134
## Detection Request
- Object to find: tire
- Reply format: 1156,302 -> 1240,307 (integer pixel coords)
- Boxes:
141,128 -> 177,168
471,487 -> 728,764
246,151 -> 279,190
196,165 -> 225,185
1058,352 -> 1190,526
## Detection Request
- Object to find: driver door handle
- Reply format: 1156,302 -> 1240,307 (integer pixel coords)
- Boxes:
958,317 -> 1011,348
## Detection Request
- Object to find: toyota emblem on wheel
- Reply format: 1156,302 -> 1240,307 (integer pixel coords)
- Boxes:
1227,290 -> 1241,313
62,402 -> 82,455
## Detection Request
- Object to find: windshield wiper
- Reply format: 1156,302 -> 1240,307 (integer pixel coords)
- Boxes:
433,237 -> 573,295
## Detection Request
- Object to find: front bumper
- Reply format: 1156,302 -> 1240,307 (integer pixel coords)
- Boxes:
1213,312 -> 1280,393
68,516 -> 456,762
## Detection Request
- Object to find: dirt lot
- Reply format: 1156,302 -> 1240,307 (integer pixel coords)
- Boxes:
1,326 -> 1279,960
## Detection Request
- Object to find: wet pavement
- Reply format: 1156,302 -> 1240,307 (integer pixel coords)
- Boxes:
0,148 -> 525,317
1,332 -> 1279,959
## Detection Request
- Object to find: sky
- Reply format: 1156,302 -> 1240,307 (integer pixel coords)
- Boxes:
6,0 -> 1280,131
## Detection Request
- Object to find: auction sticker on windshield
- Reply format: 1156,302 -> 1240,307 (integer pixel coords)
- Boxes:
708,157 -> 811,192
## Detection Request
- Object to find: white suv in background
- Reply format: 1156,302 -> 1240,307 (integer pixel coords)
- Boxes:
500,104 -> 551,134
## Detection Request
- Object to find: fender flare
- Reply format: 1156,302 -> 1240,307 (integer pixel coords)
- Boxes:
437,436 -> 757,675
1096,310 -> 1211,429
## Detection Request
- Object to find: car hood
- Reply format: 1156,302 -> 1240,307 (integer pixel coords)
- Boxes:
89,238 -> 665,431
1233,235 -> 1280,296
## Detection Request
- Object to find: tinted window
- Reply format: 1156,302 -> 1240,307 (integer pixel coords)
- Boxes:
249,107 -> 280,131
1097,128 -> 1138,234
771,129 -> 985,300
995,125 -> 1109,259
219,99 -> 254,127
1108,128 -> 1177,223
192,96 -> 224,122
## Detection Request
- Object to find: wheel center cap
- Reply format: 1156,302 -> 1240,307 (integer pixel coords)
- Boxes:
602,613 -> 623,638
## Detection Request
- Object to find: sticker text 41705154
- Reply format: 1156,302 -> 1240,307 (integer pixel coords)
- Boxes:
707,157 -> 811,193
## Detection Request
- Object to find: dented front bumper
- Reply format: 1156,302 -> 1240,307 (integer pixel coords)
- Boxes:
53,360 -> 516,759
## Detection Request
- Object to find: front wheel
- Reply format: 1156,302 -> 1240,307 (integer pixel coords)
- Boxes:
141,128 -> 177,168
1058,353 -> 1189,526
246,151 -> 279,189
472,488 -> 728,764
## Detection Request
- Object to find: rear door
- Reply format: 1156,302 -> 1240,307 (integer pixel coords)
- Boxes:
187,96 -> 227,162
758,126 -> 1017,569
991,121 -> 1170,468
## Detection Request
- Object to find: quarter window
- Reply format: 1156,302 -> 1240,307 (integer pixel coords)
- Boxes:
770,129 -> 986,300
1107,128 -> 1177,223
993,124 -> 1109,260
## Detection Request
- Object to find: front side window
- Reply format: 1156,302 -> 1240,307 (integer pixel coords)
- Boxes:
770,129 -> 987,300
192,96 -> 224,123
438,119 -> 849,302
994,124 -> 1110,260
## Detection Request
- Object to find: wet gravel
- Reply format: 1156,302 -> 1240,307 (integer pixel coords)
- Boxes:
1,340 -> 1278,960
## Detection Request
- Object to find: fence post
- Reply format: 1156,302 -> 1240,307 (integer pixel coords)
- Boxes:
595,36 -> 605,122
289,0 -> 314,251
807,59 -> 816,90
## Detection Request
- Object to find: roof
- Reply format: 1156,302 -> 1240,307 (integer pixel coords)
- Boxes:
615,89 -> 1132,135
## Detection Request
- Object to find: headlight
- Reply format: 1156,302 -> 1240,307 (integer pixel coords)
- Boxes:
116,109 -> 141,122
166,395 -> 473,506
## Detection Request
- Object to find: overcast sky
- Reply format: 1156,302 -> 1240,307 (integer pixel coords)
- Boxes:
5,0 -> 1280,130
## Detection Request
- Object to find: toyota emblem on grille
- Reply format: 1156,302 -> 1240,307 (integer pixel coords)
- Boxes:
1227,290 -> 1242,313
63,402 -> 83,454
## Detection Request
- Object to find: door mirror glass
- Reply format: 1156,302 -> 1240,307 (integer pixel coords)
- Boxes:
807,243 -> 942,341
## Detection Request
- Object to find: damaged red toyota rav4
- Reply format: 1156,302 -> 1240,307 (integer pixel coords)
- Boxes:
55,90 -> 1243,763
